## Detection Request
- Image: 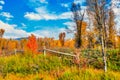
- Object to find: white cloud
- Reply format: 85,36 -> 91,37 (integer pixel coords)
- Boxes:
24,7 -> 57,20
0,17 -> 73,39
63,21 -> 76,33
24,11 -> 72,20
74,0 -> 85,4
0,0 -> 5,10
0,0 -> 5,5
32,27 -> 73,39
39,0 -> 48,4
24,12 -> 42,20
0,12 -> 14,20
64,22 -> 76,27
61,3 -> 69,8
112,0 -> 120,30
59,12 -> 72,19
33,30 -> 50,37
24,7 -> 51,20
113,8 -> 119,14
35,7 -> 46,13
0,20 -> 42,38
24,7 -> 72,20
0,20 -> 29,38
0,5 -> 2,10
20,23 -> 27,29
21,23 -> 26,27
24,2 -> 89,21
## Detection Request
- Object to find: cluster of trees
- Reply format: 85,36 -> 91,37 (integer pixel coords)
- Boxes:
0,33 -> 75,54
69,0 -> 120,72
70,1 -> 118,49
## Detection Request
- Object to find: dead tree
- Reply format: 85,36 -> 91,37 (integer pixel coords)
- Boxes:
87,0 -> 109,72
71,3 -> 85,48
0,29 -> 5,38
59,32 -> 66,46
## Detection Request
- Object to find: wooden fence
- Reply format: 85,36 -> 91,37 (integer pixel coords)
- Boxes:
43,48 -> 76,57
13,47 -> 76,57
15,47 -> 79,63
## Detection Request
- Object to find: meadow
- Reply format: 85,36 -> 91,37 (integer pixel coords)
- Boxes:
0,49 -> 120,80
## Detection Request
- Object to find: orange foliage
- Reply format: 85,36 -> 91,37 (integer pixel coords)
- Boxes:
26,34 -> 38,53
81,21 -> 88,48
59,32 -> 66,46
81,21 -> 87,35
64,39 -> 75,48
115,36 -> 120,48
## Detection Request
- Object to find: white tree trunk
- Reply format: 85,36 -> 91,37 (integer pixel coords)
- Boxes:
101,35 -> 107,72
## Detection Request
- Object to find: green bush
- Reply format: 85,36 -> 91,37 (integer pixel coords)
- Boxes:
0,50 -> 120,79
80,49 -> 120,71
0,53 -> 73,76
107,49 -> 120,71
0,55 -> 62,74
58,69 -> 120,80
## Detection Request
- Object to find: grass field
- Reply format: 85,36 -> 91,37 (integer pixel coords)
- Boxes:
0,51 -> 120,80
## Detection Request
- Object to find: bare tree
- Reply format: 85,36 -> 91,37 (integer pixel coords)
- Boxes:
86,10 -> 96,49
71,3 -> 85,48
59,32 -> 66,46
0,29 -> 5,38
87,0 -> 110,72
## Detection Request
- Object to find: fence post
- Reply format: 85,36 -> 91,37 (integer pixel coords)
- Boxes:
14,49 -> 17,55
43,46 -> 46,56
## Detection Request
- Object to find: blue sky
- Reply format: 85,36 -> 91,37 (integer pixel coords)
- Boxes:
0,0 -> 120,39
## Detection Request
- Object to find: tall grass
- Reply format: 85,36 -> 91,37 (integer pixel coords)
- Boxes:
58,68 -> 120,80
0,50 -> 120,80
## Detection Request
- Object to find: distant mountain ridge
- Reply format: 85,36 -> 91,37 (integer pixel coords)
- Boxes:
15,37 -> 28,40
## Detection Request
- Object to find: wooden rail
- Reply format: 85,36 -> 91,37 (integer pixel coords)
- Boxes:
3,48 -> 100,58
1,48 -> 76,58
44,48 -> 76,57
9,47 -> 76,57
